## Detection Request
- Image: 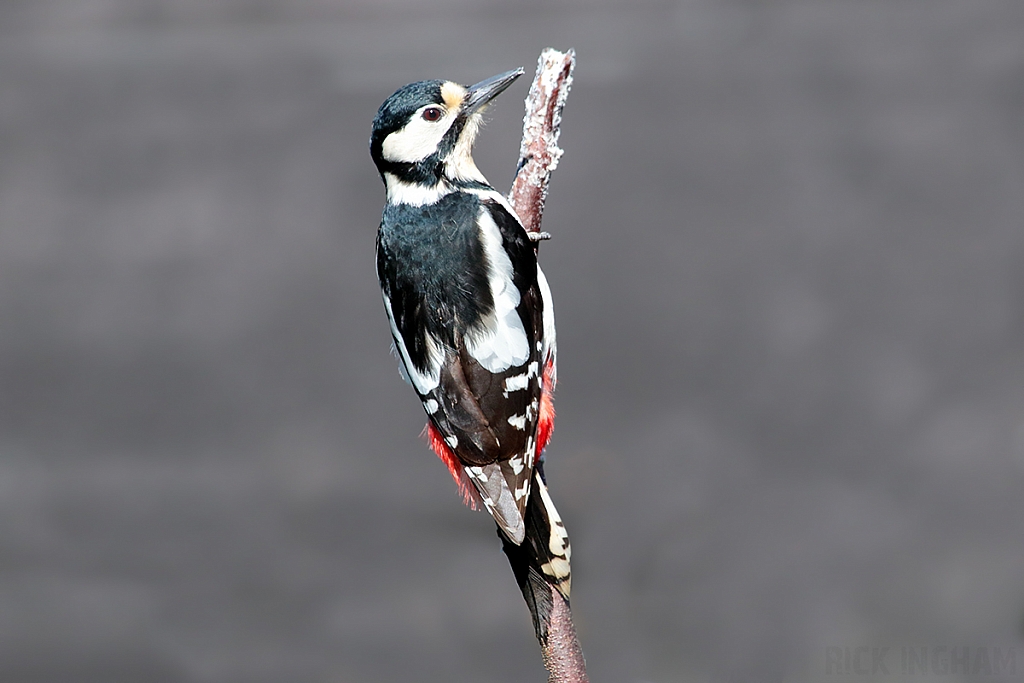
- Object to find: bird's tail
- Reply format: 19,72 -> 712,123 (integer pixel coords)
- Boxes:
499,460 -> 572,644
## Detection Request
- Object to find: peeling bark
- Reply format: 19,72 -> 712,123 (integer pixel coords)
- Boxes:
510,48 -> 575,240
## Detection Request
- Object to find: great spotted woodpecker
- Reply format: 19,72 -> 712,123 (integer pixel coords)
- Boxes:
370,69 -> 570,598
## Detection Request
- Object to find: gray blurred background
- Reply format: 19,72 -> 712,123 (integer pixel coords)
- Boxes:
2,1 -> 1024,681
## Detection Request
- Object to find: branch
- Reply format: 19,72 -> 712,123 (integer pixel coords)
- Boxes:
500,465 -> 588,683
509,48 -> 575,241
543,587 -> 587,683
504,48 -> 588,683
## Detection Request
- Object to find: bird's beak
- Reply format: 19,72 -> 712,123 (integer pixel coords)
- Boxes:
462,68 -> 524,115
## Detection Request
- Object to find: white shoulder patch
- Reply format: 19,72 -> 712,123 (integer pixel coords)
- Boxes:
381,290 -> 441,394
464,208 -> 530,373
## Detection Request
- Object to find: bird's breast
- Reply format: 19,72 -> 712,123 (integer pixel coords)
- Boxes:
380,192 -> 496,342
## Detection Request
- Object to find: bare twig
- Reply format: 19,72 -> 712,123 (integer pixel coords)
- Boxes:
504,48 -> 588,683
543,588 -> 587,683
510,48 -> 575,240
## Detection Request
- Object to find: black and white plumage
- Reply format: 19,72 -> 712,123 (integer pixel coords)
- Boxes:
370,69 -> 566,593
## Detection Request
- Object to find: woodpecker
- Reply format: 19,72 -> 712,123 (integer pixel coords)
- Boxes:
370,69 -> 570,598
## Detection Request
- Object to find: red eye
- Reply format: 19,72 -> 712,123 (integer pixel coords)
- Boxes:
422,107 -> 443,122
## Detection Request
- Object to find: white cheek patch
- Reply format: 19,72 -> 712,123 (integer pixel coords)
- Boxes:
465,208 -> 530,373
381,107 -> 457,163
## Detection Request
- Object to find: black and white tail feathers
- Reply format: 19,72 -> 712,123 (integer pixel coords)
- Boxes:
499,460 -> 572,644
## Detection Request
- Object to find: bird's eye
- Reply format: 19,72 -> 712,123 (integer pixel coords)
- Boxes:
422,107 -> 443,122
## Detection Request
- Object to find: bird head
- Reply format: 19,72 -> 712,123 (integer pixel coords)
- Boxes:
370,68 -> 523,199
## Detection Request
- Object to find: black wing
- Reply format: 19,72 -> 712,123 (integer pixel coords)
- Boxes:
378,194 -> 546,543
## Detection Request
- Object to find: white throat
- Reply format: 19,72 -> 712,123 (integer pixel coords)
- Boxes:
444,113 -> 488,184
384,173 -> 453,207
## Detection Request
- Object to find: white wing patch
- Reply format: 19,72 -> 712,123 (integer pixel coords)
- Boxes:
503,373 -> 531,394
464,187 -> 556,377
514,477 -> 530,501
526,398 -> 539,421
464,208 -> 530,372
381,290 -> 441,394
